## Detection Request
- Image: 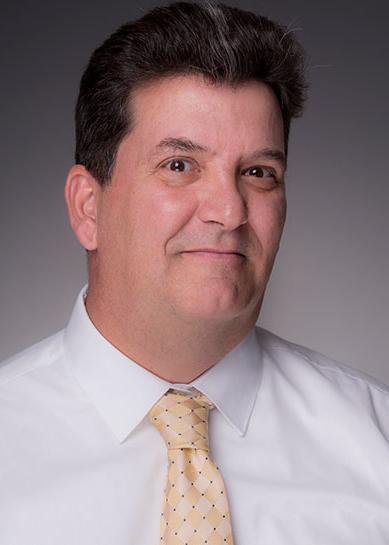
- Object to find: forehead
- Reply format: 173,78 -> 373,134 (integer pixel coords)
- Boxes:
125,75 -> 284,157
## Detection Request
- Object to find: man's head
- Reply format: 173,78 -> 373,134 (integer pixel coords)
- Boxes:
75,1 -> 306,185
65,1 -> 307,333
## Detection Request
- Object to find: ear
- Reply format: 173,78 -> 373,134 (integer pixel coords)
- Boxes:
64,165 -> 101,251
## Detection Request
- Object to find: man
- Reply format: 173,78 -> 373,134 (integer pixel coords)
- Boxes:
1,2 -> 388,544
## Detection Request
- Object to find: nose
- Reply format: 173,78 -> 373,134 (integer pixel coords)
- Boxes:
196,172 -> 248,231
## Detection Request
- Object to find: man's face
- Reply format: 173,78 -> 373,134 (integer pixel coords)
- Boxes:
94,75 -> 286,325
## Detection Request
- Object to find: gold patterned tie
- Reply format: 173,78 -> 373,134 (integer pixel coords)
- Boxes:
148,388 -> 235,545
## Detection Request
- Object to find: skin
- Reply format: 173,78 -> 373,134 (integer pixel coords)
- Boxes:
65,74 -> 287,383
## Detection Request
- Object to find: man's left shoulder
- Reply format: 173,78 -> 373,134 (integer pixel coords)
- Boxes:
255,325 -> 389,394
255,326 -> 389,423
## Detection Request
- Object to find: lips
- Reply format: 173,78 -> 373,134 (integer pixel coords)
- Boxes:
184,248 -> 244,256
183,248 -> 244,257
182,249 -> 245,261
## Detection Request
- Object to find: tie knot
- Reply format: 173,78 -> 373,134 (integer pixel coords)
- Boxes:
148,389 -> 214,450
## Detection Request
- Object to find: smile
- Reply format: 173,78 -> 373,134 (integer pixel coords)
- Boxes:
181,251 -> 244,261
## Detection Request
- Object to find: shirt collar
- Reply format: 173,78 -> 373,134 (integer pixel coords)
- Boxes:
63,286 -> 263,442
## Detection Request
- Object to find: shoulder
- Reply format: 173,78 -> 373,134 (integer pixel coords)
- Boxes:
254,326 -> 389,435
255,325 -> 389,396
0,331 -> 65,388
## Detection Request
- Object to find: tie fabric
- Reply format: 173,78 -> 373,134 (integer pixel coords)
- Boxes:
148,388 -> 235,545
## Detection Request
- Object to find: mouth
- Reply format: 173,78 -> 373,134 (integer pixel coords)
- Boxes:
181,250 -> 245,260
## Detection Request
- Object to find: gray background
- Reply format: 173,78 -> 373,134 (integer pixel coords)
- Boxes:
1,0 -> 388,382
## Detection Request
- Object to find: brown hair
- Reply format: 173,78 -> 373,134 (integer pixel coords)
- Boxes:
75,1 -> 307,184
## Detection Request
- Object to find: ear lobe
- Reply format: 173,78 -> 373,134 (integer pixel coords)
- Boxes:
64,165 -> 100,251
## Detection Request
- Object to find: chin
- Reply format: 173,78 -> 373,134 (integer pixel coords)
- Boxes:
172,296 -> 254,324
167,277 -> 262,320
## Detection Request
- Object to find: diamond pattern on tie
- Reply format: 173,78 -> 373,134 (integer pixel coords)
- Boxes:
148,389 -> 235,545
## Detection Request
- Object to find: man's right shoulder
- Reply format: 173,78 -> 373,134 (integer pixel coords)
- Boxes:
0,331 -> 64,388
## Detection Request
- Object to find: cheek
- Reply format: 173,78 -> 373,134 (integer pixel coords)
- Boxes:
250,193 -> 287,248
273,195 -> 287,235
141,186 -> 197,239
96,187 -> 140,258
98,178 -> 198,256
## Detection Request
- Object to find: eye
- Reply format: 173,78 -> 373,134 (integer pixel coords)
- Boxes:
242,165 -> 275,178
163,158 -> 193,172
158,156 -> 201,185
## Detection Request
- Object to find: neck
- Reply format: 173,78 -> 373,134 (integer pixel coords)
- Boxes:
85,285 -> 260,383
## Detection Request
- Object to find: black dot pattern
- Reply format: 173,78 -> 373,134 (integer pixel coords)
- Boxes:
148,389 -> 234,544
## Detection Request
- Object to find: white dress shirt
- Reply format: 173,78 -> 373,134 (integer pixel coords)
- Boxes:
1,286 -> 389,545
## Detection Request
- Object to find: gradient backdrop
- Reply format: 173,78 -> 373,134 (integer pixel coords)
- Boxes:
1,0 -> 388,382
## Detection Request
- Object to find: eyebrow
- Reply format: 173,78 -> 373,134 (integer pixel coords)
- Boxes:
155,137 -> 209,154
154,137 -> 286,168
249,148 -> 286,169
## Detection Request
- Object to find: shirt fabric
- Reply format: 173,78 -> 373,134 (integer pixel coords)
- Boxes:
1,286 -> 389,545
